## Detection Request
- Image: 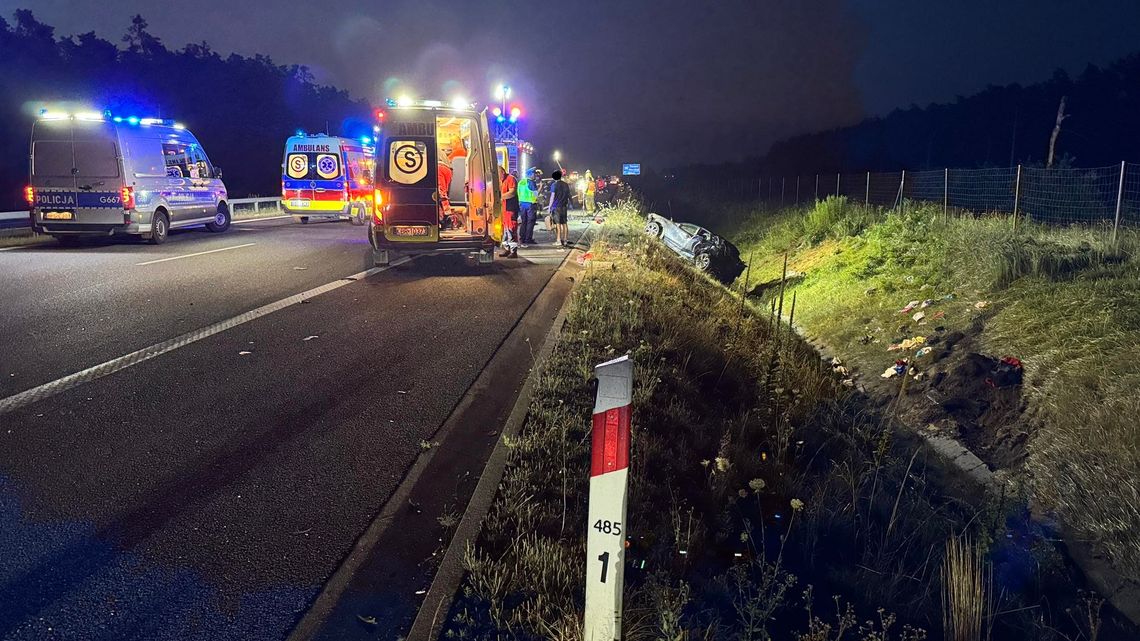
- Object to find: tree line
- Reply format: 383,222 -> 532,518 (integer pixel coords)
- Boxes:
672,53 -> 1140,182
0,10 -> 370,208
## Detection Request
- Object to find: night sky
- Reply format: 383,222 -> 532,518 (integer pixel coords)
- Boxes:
6,0 -> 1140,174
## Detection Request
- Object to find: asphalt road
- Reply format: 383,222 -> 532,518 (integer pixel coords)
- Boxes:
0,216 -> 588,640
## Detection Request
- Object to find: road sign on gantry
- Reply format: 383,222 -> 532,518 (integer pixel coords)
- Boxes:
583,355 -> 633,641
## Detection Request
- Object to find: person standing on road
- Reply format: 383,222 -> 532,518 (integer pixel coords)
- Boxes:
517,168 -> 538,246
584,169 -> 596,213
547,169 -> 571,249
499,166 -> 519,258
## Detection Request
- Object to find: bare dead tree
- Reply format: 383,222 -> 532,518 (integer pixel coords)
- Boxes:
1046,96 -> 1069,169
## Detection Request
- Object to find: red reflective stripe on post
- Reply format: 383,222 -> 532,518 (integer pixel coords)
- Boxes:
590,405 -> 630,477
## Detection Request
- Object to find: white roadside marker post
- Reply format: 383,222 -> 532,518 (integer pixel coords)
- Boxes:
583,355 -> 634,641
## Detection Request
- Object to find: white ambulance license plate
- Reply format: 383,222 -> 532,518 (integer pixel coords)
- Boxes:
290,200 -> 309,208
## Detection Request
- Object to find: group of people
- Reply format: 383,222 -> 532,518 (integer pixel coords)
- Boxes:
496,166 -> 572,258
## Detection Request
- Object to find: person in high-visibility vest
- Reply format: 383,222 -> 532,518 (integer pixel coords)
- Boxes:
517,168 -> 538,246
584,169 -> 596,213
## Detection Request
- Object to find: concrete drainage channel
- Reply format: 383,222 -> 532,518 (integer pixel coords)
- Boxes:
801,331 -> 1140,625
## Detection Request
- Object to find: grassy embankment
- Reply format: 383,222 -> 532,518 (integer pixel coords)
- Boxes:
440,202 -> 1122,640
711,197 -> 1139,587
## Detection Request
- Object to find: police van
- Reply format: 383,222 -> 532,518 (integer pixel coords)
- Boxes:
370,99 -> 503,265
281,134 -> 376,225
27,111 -> 229,245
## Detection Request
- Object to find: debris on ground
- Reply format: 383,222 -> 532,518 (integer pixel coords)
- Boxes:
974,300 -> 989,309
577,251 -> 594,266
303,335 -> 319,341
912,311 -> 926,323
986,356 -> 1024,388
881,359 -> 908,378
899,300 -> 921,314
238,350 -> 252,355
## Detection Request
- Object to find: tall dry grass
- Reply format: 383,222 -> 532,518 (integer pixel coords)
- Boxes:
941,537 -> 991,641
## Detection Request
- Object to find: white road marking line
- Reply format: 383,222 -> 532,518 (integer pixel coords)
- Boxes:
233,215 -> 292,224
0,245 -> 30,252
0,257 -> 413,415
136,243 -> 257,266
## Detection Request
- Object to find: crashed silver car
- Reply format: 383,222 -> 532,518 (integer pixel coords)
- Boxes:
645,213 -> 746,284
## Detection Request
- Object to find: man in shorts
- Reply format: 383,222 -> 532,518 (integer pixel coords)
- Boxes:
547,170 -> 572,248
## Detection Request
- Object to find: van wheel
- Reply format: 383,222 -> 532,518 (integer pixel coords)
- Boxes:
349,206 -> 366,226
206,204 -> 231,232
149,210 -> 170,245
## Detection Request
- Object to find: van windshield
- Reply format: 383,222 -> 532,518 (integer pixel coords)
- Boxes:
32,140 -> 119,178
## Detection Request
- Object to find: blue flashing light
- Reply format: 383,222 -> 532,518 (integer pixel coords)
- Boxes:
295,129 -> 305,136
360,136 -> 372,145
112,117 -> 123,123
127,116 -> 140,125
385,98 -> 397,107
509,116 -> 518,123
496,115 -> 506,123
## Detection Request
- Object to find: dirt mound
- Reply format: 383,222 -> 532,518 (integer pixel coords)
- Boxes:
896,328 -> 1033,469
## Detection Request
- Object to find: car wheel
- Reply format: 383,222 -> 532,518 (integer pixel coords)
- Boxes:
206,203 -> 231,232
646,221 -> 662,237
149,210 -> 169,245
349,206 -> 366,226
694,252 -> 712,272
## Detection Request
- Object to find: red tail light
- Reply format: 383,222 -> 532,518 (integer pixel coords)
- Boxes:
24,185 -> 34,206
373,189 -> 384,224
121,185 -> 135,210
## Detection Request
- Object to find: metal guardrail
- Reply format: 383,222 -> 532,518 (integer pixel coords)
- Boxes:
228,197 -> 283,217
0,197 -> 284,233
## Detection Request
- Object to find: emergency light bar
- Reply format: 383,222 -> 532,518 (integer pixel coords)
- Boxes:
38,109 -> 183,129
384,97 -> 477,110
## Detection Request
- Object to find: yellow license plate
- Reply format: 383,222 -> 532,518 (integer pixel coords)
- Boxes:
44,211 -> 74,220
393,225 -> 430,237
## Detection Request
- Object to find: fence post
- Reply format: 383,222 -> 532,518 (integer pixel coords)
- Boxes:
254,200 -> 261,214
943,168 -> 949,219
1013,164 -> 1022,233
865,171 -> 870,205
835,173 -> 840,197
780,177 -> 785,206
796,176 -> 801,205
898,170 -> 906,212
1113,161 -> 1125,244
814,174 -> 819,201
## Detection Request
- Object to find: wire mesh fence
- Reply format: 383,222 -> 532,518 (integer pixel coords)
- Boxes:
685,162 -> 1140,236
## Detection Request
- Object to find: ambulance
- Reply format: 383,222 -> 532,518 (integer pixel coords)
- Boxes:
370,99 -> 503,265
282,134 -> 376,225
27,111 -> 229,245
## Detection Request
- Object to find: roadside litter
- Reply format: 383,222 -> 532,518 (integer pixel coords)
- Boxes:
974,301 -> 989,309
881,359 -> 909,379
912,311 -> 926,323
577,251 -> 594,266
899,300 -> 921,314
986,356 -> 1023,388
